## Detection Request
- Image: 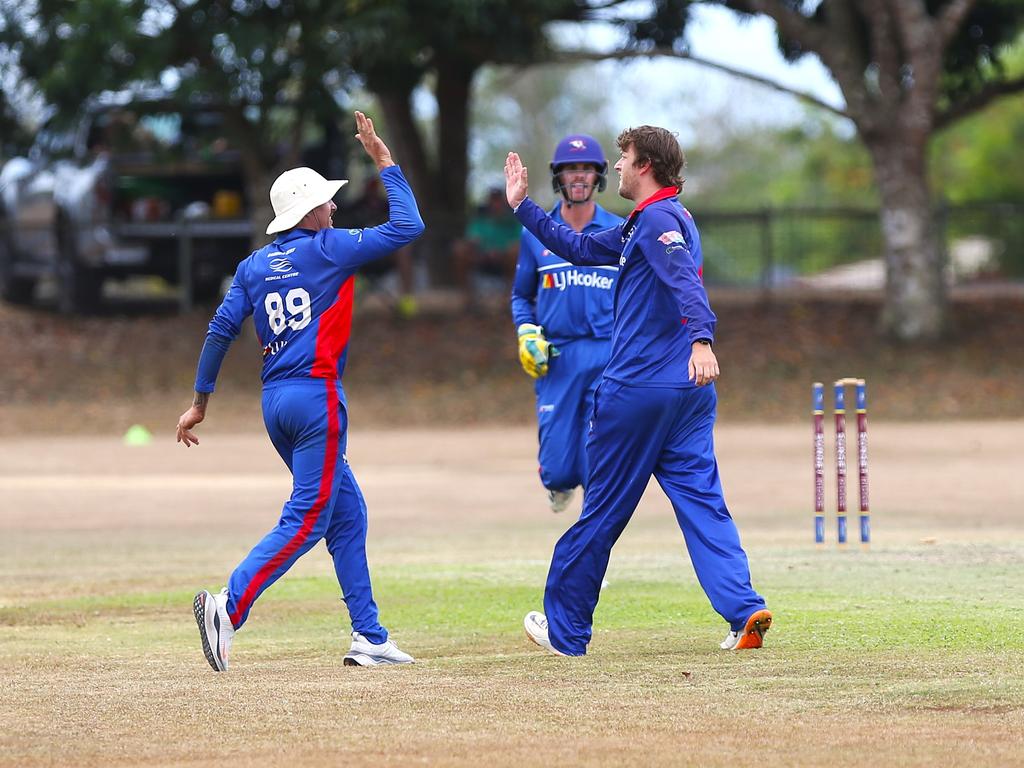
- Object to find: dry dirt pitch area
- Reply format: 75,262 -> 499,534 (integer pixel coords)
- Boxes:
1,422 -> 1022,766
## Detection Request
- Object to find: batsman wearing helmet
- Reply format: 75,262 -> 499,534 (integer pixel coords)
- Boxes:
511,134 -> 623,514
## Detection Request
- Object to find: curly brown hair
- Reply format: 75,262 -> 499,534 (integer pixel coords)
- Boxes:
616,126 -> 686,189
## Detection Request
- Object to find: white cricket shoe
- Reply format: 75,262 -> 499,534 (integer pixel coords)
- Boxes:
523,611 -> 567,656
720,630 -> 741,650
548,488 -> 575,514
343,631 -> 415,666
193,587 -> 235,672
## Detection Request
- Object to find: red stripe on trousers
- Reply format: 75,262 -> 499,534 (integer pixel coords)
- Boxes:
311,277 -> 355,379
230,379 -> 340,627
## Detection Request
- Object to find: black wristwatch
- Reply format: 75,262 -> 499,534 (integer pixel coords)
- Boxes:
694,338 -> 712,346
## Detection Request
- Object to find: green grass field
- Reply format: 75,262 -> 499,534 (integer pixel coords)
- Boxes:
2,425 -> 1022,766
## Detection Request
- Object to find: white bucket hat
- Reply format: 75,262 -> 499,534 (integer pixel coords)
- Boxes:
266,167 -> 348,235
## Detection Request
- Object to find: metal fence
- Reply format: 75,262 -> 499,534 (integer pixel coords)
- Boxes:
695,202 -> 1024,290
3,202 -> 1022,311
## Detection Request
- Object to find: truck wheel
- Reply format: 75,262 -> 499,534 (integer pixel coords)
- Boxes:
0,221 -> 37,304
56,216 -> 103,315
191,275 -> 223,304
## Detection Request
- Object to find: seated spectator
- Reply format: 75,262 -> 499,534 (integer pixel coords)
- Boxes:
453,188 -> 521,310
344,176 -> 417,316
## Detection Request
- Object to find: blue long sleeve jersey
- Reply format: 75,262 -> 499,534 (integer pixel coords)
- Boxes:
194,165 -> 425,392
514,187 -> 715,387
510,203 -> 623,346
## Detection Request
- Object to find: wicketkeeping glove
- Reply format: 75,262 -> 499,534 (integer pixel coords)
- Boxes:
517,323 -> 559,378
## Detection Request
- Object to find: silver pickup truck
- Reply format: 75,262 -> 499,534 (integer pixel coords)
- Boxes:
0,96 -> 252,312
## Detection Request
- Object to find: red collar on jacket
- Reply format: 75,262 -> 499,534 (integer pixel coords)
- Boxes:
622,186 -> 680,241
628,186 -> 680,216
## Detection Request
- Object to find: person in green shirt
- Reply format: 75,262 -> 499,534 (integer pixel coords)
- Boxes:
453,188 -> 522,310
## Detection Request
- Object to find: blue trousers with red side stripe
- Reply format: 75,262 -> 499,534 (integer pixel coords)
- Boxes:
534,337 -> 609,492
543,379 -> 766,656
224,378 -> 387,644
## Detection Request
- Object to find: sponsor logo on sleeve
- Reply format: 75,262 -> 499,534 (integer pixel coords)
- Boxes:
658,230 -> 688,255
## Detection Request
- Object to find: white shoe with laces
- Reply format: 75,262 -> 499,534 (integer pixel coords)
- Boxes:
343,631 -> 415,666
720,629 -> 741,650
523,611 -> 567,656
548,489 -> 575,514
193,587 -> 235,672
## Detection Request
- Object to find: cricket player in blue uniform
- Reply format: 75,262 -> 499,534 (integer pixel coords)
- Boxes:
511,135 -> 622,514
178,112 -> 423,671
505,126 -> 772,656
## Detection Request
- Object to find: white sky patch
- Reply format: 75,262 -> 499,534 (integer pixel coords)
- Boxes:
548,4 -> 845,133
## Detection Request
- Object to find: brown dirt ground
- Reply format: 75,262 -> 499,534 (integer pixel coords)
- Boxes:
2,294 -> 1023,765
1,424 -> 1023,766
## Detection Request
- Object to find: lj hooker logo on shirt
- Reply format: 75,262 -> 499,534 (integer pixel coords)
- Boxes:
542,270 -> 614,291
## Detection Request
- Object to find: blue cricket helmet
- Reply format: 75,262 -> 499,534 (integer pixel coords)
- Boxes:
550,134 -> 608,195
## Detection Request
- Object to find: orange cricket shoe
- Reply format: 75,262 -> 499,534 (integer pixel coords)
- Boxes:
720,609 -> 773,650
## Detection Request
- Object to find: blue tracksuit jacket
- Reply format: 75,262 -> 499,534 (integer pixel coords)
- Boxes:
515,188 -> 765,655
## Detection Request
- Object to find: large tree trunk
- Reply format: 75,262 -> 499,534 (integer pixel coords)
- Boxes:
377,87 -> 458,286
376,89 -> 432,197
429,58 -> 474,287
868,137 -> 947,342
243,166 -> 274,250
225,108 -> 275,250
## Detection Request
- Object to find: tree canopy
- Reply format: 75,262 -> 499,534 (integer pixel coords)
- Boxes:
572,0 -> 1024,340
2,0 -> 1023,336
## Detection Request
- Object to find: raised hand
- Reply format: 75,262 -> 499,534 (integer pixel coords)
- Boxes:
504,152 -> 529,209
354,111 -> 394,170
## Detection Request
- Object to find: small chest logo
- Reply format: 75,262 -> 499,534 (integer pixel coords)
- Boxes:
266,247 -> 299,281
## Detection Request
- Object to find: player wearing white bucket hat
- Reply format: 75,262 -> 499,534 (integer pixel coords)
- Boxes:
180,111 -> 425,671
266,167 -> 349,235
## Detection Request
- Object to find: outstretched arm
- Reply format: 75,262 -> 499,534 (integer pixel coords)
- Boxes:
325,112 -> 425,269
504,152 -> 622,267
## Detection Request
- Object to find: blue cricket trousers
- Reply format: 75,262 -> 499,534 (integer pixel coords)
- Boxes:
224,378 -> 387,644
544,379 -> 766,655
535,337 -> 609,492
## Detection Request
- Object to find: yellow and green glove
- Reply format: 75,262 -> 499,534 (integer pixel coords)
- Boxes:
517,323 -> 559,378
